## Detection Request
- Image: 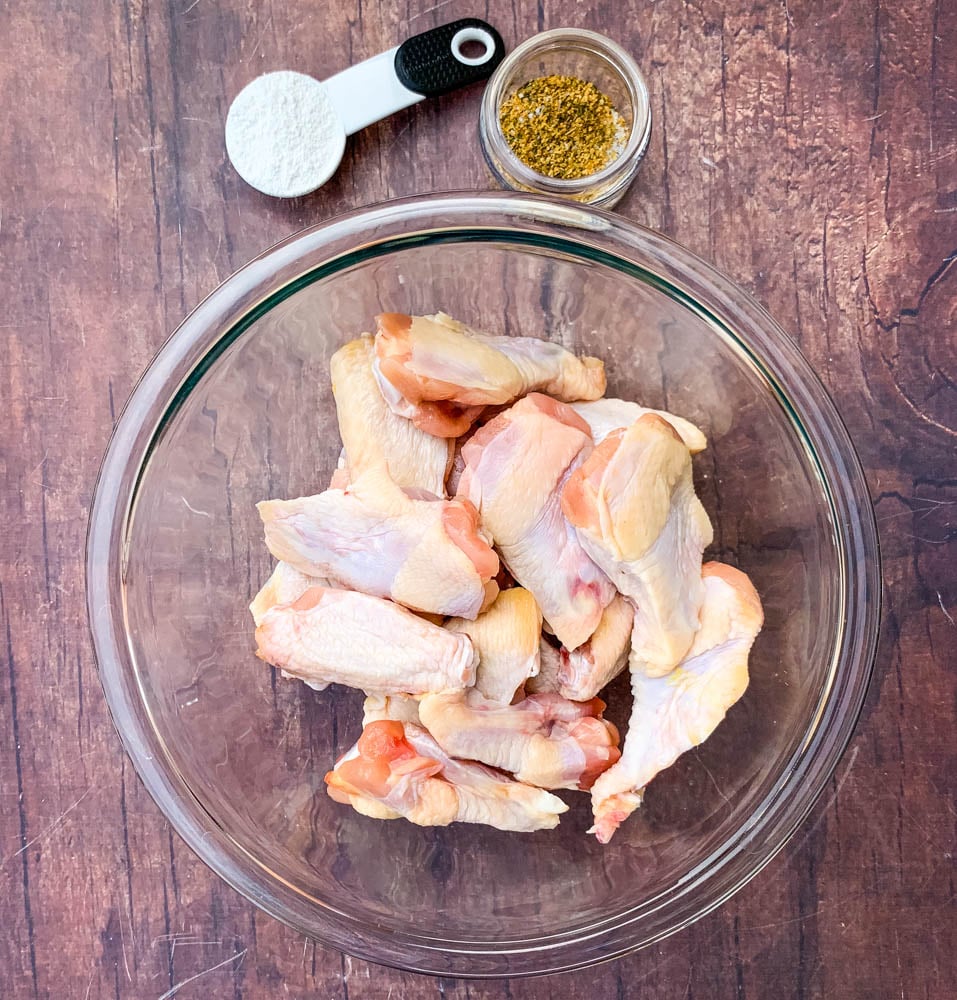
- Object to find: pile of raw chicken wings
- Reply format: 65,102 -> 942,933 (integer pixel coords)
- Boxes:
251,312 -> 763,844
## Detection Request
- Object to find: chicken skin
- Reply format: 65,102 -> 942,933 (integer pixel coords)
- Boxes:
556,594 -> 634,702
331,335 -> 451,495
457,393 -> 615,649
362,692 -> 422,726
250,561 -> 329,690
589,563 -> 763,843
258,468 -> 498,619
570,398 -> 707,454
373,312 -> 606,437
249,561 -> 324,627
255,586 -> 477,694
562,414 -> 713,674
418,690 -> 620,790
446,587 -> 542,704
325,721 -> 568,832
525,638 -> 563,695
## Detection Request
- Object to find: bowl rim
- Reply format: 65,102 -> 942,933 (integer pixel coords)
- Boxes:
86,191 -> 881,977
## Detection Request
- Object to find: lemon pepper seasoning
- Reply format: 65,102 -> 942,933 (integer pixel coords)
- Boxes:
498,74 -> 628,180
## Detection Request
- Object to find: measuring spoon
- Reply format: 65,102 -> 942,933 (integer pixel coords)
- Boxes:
226,18 -> 506,198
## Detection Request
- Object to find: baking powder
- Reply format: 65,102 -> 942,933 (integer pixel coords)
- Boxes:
225,71 -> 346,198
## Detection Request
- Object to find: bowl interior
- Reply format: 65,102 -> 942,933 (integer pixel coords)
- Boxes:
120,232 -> 844,955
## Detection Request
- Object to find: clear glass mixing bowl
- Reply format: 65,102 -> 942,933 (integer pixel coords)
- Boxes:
87,193 -> 880,977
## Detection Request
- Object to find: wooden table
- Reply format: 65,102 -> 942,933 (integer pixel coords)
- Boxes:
2,0 -> 954,996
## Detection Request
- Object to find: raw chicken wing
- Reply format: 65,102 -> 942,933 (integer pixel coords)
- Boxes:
570,398 -> 707,454
331,336 -> 451,495
557,594 -> 634,702
418,690 -> 620,790
255,586 -> 477,693
457,393 -> 615,649
446,587 -> 542,703
562,414 -> 713,674
589,563 -> 763,843
258,468 -> 498,619
325,721 -> 568,832
374,312 -> 606,436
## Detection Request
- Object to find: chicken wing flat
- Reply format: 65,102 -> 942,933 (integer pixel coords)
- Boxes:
249,561 -> 324,627
457,393 -> 614,649
255,586 -> 477,694
446,587 -> 542,704
562,413 -> 713,674
331,335 -> 451,495
258,469 -> 498,619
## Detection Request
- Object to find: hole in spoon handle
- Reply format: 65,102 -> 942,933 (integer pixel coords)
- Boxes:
394,18 -> 506,98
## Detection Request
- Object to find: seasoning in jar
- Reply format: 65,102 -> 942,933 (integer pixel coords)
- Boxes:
498,74 -> 629,180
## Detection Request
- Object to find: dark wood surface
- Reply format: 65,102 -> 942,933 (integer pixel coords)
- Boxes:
2,0 -> 955,996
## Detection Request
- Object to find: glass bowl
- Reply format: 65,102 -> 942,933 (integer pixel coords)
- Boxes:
87,192 -> 880,977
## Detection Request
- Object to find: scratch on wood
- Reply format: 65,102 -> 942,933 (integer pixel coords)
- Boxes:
245,16 -> 273,62
408,0 -> 456,21
382,120 -> 414,156
156,949 -> 247,999
3,595 -> 39,995
938,593 -> 956,628
181,496 -> 212,517
4,787 -> 92,864
116,892 -> 133,982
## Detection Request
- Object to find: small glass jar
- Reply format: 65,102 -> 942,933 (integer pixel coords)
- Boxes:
479,29 -> 652,208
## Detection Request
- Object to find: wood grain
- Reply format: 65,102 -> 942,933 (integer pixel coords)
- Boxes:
1,0 -> 954,996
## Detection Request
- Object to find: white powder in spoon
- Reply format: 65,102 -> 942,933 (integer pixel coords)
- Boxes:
225,71 -> 347,198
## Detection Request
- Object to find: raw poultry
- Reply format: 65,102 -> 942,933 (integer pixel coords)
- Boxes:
418,690 -> 620,790
325,720 -> 568,832
562,413 -> 714,675
258,467 -> 498,618
456,393 -> 615,649
554,594 -> 635,702
252,310 -> 762,840
373,311 -> 606,436
589,563 -> 764,843
255,585 -> 477,693
331,335 -> 451,496
445,586 -> 542,704
570,397 -> 707,453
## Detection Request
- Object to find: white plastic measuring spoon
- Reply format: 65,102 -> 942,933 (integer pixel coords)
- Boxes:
225,18 -> 505,198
